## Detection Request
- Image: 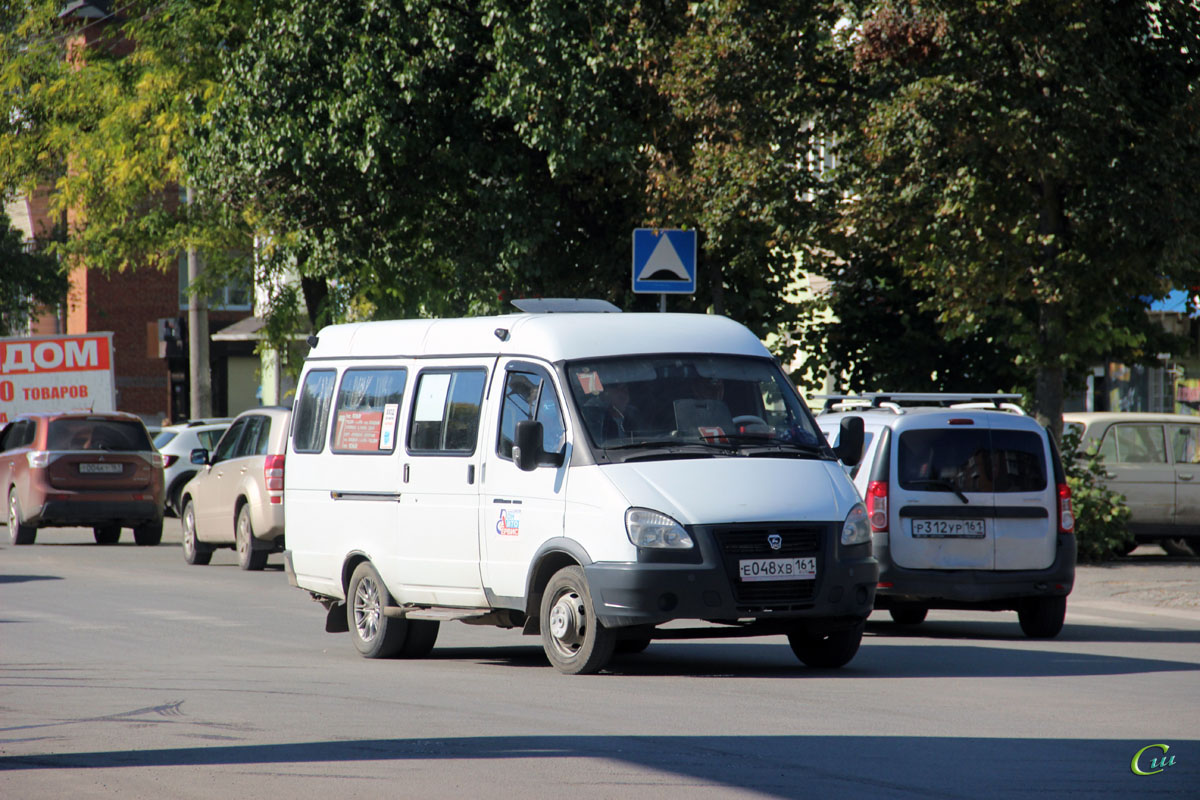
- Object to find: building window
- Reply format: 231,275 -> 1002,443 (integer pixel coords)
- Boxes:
178,254 -> 252,311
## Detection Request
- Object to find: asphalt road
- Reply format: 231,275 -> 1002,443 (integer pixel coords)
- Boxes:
1,528 -> 1197,799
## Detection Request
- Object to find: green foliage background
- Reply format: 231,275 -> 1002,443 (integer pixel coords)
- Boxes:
1060,427 -> 1133,563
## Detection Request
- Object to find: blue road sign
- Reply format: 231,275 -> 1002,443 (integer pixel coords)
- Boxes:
632,229 -> 696,294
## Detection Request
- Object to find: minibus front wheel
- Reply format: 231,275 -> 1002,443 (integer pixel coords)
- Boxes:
540,566 -> 616,675
788,620 -> 864,669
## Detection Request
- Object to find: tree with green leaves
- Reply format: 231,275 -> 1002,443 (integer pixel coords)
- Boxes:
0,206 -> 67,335
807,0 -> 1200,437
187,0 -> 847,366
0,0 -> 256,277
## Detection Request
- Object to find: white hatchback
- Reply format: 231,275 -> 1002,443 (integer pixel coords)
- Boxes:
817,393 -> 1076,638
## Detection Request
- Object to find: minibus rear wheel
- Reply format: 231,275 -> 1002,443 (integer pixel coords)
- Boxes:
348,561 -> 407,658
540,566 -> 615,675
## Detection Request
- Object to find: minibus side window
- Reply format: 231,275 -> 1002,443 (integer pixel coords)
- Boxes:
408,369 -> 487,454
330,368 -> 407,454
497,370 -> 566,460
292,369 -> 337,453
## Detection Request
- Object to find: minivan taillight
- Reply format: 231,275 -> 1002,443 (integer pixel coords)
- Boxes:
265,454 -> 285,499
866,480 -> 889,532
1057,482 -> 1074,533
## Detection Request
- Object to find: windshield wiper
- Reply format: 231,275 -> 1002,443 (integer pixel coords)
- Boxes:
907,479 -> 970,504
604,439 -> 738,453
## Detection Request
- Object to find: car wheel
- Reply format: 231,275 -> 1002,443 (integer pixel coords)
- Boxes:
168,474 -> 190,520
401,620 -> 440,658
7,490 -> 36,545
888,604 -> 928,625
133,519 -> 163,546
181,500 -> 212,565
788,620 -> 865,668
540,565 -> 615,675
1018,596 -> 1066,639
93,525 -> 120,545
1159,537 -> 1198,558
615,636 -> 652,655
235,504 -> 267,571
347,561 -> 407,658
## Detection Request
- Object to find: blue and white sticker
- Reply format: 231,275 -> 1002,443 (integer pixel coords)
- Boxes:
379,403 -> 398,449
496,508 -> 521,537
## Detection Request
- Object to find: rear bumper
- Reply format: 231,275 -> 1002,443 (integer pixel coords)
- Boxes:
875,534 -> 1076,608
30,499 -> 163,529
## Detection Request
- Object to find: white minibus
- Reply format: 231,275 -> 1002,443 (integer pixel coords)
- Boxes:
284,303 -> 875,674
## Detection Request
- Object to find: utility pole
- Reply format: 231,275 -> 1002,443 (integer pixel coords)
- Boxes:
185,185 -> 212,418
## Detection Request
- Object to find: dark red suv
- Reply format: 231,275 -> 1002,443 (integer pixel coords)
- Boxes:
1,411 -> 165,545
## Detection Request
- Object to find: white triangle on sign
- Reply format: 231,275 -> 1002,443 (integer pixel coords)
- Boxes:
637,234 -> 690,281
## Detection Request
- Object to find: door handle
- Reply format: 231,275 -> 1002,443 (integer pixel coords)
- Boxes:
1180,474 -> 1195,481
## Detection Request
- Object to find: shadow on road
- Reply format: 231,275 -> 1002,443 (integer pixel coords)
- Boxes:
418,634 -> 1200,680
0,574 -> 62,585
0,734 -> 1194,798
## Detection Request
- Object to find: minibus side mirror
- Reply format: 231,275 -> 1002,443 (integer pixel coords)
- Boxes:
833,416 -> 864,467
189,448 -> 209,466
513,420 -> 565,471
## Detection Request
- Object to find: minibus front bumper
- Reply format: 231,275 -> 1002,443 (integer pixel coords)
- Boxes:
584,541 -> 878,629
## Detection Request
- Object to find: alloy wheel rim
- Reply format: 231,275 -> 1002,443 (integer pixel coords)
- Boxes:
354,577 -> 382,642
183,508 -> 196,556
236,510 -> 250,557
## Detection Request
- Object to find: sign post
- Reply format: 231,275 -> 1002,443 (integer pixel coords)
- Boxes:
632,228 -> 697,309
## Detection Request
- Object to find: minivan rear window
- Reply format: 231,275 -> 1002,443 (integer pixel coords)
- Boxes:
898,428 -> 1046,493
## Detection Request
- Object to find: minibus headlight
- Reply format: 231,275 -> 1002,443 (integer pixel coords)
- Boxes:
841,503 -> 870,546
625,508 -> 693,549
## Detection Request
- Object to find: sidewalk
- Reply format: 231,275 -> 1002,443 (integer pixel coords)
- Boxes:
1072,545 -> 1200,613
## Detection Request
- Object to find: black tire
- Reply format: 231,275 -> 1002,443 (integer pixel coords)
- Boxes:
788,620 -> 865,669
235,505 -> 267,571
93,525 -> 121,545
615,636 -> 652,654
1018,596 -> 1066,639
400,620 -> 440,658
539,565 -> 615,675
133,519 -> 163,546
888,604 -> 928,625
166,474 -> 194,518
1159,537 -> 1198,558
180,500 -> 213,565
347,561 -> 407,658
7,490 -> 36,545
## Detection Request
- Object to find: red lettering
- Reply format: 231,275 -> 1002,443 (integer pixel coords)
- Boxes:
0,380 -> 11,402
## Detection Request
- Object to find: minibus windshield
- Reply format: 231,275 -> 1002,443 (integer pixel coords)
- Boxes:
565,354 -> 827,457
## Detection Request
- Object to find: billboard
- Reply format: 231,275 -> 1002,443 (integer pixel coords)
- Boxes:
0,333 -> 116,423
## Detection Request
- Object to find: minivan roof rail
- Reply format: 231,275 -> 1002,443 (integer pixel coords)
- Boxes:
511,298 -> 622,313
815,393 -> 1025,414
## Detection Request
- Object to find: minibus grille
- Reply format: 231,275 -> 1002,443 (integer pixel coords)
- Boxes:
712,524 -> 826,610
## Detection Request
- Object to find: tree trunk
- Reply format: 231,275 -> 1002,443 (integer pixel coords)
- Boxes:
1034,363 -> 1064,444
1033,175 -> 1067,443
300,275 -> 329,329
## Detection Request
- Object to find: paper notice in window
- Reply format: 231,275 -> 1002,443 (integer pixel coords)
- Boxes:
335,410 -> 384,451
379,404 -> 398,450
414,373 -> 451,421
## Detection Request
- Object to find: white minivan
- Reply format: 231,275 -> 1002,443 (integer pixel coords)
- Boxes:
283,303 -> 877,674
